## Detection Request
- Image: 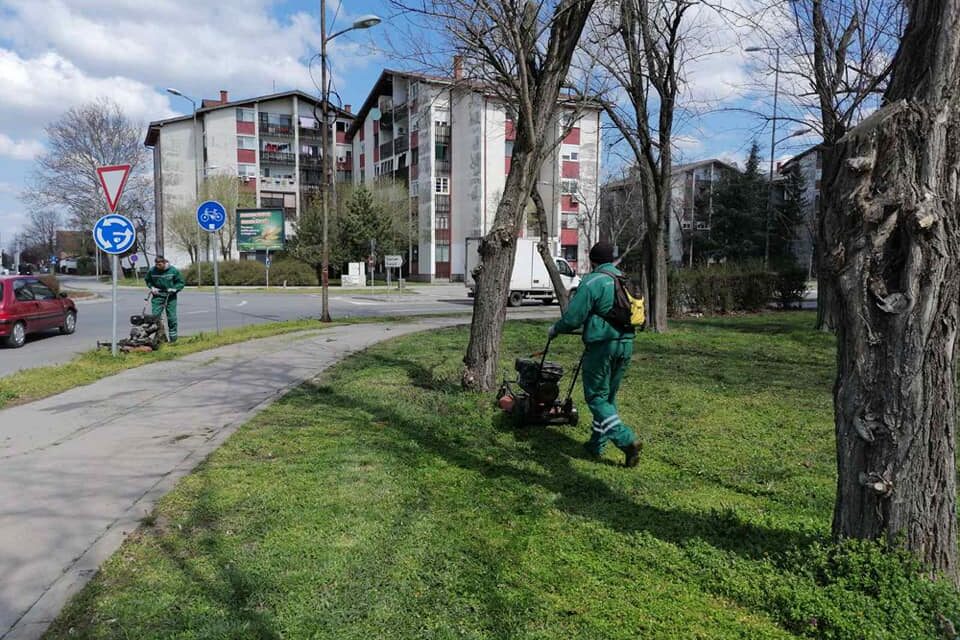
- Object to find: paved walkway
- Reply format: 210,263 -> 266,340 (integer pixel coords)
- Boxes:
0,316 -> 508,639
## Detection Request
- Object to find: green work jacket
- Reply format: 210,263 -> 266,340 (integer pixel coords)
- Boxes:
553,263 -> 634,344
145,266 -> 186,296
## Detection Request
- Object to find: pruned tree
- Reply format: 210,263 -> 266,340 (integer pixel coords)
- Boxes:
22,209 -> 62,260
387,0 -> 598,391
598,169 -> 647,266
821,0 -> 960,580
24,98 -> 153,253
586,0 -> 703,332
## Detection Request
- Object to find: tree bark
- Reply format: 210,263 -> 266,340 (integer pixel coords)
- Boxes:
532,185 -> 570,311
824,0 -> 960,581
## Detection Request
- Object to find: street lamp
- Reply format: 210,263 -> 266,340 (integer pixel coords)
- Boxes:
166,87 -> 203,286
318,7 -> 382,322
744,46 -> 780,268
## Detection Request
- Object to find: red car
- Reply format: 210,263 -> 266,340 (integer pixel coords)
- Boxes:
0,276 -> 77,348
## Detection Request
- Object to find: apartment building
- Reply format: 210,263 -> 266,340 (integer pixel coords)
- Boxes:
347,68 -> 603,280
144,90 -> 353,261
600,158 -> 738,266
776,145 -> 824,276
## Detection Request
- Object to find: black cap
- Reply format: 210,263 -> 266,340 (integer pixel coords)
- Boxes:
155,255 -> 167,263
589,242 -> 615,265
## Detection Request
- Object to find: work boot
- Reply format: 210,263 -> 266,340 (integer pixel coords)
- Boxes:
582,442 -> 603,461
623,440 -> 642,468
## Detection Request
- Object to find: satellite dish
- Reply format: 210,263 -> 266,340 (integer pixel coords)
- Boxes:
370,107 -> 382,121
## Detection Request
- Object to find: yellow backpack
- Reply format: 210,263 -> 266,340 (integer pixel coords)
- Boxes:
601,272 -> 645,331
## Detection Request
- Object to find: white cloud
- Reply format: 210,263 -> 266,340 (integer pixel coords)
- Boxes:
0,134 -> 44,160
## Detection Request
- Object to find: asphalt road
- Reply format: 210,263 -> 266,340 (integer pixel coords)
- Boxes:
0,277 -> 554,378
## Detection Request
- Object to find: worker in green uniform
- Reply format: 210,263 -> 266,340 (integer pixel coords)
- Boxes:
549,242 -> 641,467
145,255 -> 185,342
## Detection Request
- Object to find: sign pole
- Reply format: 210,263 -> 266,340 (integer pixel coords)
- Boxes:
111,254 -> 119,357
214,234 -> 221,335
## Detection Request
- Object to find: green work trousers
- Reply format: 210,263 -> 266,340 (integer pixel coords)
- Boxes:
582,339 -> 636,455
151,294 -> 178,341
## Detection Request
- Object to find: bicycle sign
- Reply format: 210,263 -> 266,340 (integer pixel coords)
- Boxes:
197,200 -> 227,232
93,214 -> 137,255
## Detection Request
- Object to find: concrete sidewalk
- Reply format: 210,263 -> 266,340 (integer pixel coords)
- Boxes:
0,316 -> 497,639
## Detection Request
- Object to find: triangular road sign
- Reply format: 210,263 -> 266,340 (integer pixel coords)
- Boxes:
97,165 -> 131,212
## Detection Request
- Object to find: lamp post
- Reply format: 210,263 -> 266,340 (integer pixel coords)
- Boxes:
745,46 -> 780,269
319,6 -> 381,322
166,87 -> 203,286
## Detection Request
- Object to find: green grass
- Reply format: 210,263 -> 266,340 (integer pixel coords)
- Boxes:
43,312 -> 960,639
0,319 -> 337,409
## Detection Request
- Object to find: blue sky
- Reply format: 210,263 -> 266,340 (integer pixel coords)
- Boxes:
0,0 -> 817,251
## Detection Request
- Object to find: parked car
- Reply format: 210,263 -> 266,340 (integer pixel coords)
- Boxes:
0,276 -> 77,348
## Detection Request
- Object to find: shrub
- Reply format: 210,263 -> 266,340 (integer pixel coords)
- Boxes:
670,264 -> 777,315
180,259 -> 318,286
775,266 -> 809,310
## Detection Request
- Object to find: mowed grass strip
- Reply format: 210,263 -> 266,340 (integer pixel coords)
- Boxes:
45,313 -> 960,640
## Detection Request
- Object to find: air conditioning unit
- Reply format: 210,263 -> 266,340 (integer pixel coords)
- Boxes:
681,221 -> 692,230
242,176 -> 251,183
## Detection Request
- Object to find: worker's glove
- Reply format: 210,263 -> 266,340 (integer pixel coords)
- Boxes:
547,325 -> 559,340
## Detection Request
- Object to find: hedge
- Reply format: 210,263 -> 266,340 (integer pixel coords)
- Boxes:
181,259 -> 318,286
667,264 -> 808,315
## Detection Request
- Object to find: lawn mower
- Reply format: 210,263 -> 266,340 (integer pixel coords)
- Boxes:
97,291 -> 170,353
496,335 -> 582,427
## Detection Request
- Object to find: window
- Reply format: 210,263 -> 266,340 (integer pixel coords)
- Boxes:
236,108 -> 255,122
13,280 -> 33,301
237,164 -> 256,177
30,282 -> 56,300
561,144 -> 579,161
505,141 -> 514,157
561,179 -> 579,195
555,259 -> 574,277
436,244 -> 450,262
562,151 -> 579,161
436,214 -> 449,229
410,82 -> 419,99
237,136 -> 256,150
435,177 -> 449,194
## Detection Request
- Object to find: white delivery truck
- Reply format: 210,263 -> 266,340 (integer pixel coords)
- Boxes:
465,237 -> 580,306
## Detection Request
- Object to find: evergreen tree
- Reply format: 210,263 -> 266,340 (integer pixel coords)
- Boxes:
770,170 -> 807,268
704,142 -> 767,263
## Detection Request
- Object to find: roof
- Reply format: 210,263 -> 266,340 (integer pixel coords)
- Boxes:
144,90 -> 353,147
778,144 -> 825,173
602,158 -> 741,190
345,68 -> 603,139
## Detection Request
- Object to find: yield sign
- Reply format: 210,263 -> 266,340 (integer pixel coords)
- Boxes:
96,164 -> 131,212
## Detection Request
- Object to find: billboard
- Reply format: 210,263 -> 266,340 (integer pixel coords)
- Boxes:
237,208 -> 285,251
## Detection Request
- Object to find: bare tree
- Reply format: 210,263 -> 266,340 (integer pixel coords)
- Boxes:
821,0 -> 960,580
741,0 -> 906,329
24,99 -> 153,249
587,0 -> 703,332
388,0 -> 598,391
166,206 -> 201,264
597,170 -> 647,267
22,209 -> 62,260
201,174 -> 254,259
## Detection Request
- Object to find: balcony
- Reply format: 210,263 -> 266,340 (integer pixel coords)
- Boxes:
299,127 -> 322,141
435,159 -> 451,175
260,123 -> 294,136
380,140 -> 394,159
394,136 -> 409,154
259,175 -> 297,191
261,150 -> 295,164
299,154 -> 322,166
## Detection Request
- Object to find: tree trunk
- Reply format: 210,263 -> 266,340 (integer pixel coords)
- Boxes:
532,185 -> 570,311
825,0 -> 960,581
643,220 -> 668,331
462,154 -> 532,391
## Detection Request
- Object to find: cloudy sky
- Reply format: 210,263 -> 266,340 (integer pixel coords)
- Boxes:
0,0 -> 813,250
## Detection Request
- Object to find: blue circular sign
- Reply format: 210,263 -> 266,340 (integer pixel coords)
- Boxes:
197,200 -> 227,232
93,214 -> 137,255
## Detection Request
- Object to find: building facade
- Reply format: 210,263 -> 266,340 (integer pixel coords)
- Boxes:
347,69 -> 603,280
144,90 -> 353,262
777,145 -> 823,276
600,159 -> 739,266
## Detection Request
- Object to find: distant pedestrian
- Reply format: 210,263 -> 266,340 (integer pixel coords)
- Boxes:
145,256 -> 185,342
549,242 -> 641,467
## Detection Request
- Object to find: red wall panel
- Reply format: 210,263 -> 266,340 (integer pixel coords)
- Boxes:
505,120 -> 516,141
562,161 -> 580,179
561,229 -> 578,245
563,127 -> 580,145
237,149 -> 256,163
561,195 -> 579,211
236,121 -> 255,135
